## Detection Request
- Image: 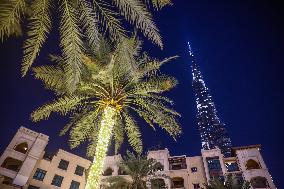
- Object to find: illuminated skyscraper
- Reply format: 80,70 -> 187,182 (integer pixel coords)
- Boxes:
188,43 -> 232,157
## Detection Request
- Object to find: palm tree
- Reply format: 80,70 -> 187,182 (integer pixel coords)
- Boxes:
205,174 -> 250,189
31,36 -> 181,189
102,151 -> 162,189
0,0 -> 172,91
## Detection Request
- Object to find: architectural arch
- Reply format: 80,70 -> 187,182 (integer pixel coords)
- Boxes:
103,167 -> 113,176
14,142 -> 28,154
250,176 -> 268,188
171,177 -> 184,188
154,162 -> 164,171
245,159 -> 261,170
1,157 -> 23,172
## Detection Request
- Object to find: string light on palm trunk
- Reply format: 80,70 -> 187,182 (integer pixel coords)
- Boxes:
85,106 -> 116,189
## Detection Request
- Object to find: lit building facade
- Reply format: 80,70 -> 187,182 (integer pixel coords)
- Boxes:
0,127 -> 277,189
189,43 -> 232,157
0,127 -> 91,189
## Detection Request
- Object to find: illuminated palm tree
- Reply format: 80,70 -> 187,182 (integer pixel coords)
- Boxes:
0,0 -> 172,91
31,36 -> 181,189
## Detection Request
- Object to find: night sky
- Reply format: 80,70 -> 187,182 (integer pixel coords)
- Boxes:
0,0 -> 283,188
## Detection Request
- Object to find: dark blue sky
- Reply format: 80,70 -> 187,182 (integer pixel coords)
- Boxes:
0,0 -> 283,188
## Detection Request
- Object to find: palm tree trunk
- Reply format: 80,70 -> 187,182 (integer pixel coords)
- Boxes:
85,106 -> 116,189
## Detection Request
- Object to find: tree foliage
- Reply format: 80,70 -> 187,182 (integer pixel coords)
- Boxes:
0,0 -> 172,91
31,36 -> 181,157
101,151 -> 161,189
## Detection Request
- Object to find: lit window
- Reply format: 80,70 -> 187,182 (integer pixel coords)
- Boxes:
69,180 -> 80,189
51,174 -> 64,187
74,165 -> 84,176
58,159 -> 69,170
33,168 -> 47,181
191,167 -> 198,172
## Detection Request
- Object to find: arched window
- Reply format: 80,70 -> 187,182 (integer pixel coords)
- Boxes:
245,159 -> 261,170
1,157 -> 23,172
154,162 -> 164,171
151,178 -> 165,189
171,177 -> 184,188
14,142 -> 28,154
103,167 -> 113,176
250,176 -> 268,188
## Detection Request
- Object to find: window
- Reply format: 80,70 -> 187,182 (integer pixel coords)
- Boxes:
225,161 -> 239,172
51,174 -> 64,187
58,159 -> 69,170
103,167 -> 113,176
193,183 -> 200,189
250,176 -> 269,188
70,180 -> 80,189
74,165 -> 84,176
169,156 -> 187,170
206,157 -> 223,178
191,167 -> 198,172
33,168 -> 47,181
14,142 -> 28,154
246,159 -> 261,170
1,157 -> 23,172
171,177 -> 184,188
28,185 -> 40,189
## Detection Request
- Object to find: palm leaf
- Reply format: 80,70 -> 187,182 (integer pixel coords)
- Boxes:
92,0 -> 125,41
32,65 -> 66,94
59,0 -> 84,93
79,0 -> 100,51
21,0 -> 52,76
122,111 -> 143,154
114,0 -> 163,48
150,0 -> 172,10
31,96 -> 83,122
0,0 -> 26,41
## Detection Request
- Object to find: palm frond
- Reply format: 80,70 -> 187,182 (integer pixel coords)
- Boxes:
122,111 -> 142,154
21,0 -> 52,76
150,0 -> 172,10
59,0 -> 84,93
79,0 -> 100,51
137,55 -> 178,77
69,110 -> 100,149
0,0 -> 26,41
128,75 -> 178,94
32,65 -> 66,94
92,0 -> 125,41
114,0 -> 163,48
31,96 -> 83,122
131,97 -> 181,138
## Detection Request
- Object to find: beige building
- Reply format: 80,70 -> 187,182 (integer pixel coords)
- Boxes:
0,127 -> 91,189
0,127 -> 277,189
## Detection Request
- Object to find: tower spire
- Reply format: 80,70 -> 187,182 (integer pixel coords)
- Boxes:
188,42 -> 232,157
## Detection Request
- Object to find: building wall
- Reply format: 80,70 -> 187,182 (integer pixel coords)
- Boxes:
0,127 -> 277,189
26,149 -> 91,189
0,126 -> 48,187
234,146 -> 276,189
147,150 -> 207,189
